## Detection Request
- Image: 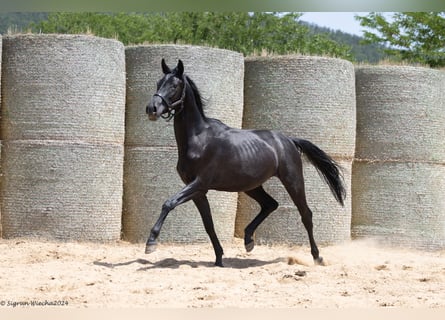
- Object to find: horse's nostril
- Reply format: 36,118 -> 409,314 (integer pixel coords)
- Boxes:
146,105 -> 156,115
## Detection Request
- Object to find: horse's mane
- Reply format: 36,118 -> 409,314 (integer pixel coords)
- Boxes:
184,75 -> 207,118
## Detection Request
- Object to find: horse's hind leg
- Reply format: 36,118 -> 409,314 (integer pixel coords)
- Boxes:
279,176 -> 324,265
193,195 -> 224,267
243,186 -> 278,252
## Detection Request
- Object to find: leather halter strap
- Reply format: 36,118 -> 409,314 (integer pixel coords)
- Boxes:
153,75 -> 187,121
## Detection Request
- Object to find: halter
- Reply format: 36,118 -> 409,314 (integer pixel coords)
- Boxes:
153,75 -> 187,121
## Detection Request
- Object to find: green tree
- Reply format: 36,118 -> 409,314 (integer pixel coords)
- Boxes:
356,12 -> 445,67
29,12 -> 352,59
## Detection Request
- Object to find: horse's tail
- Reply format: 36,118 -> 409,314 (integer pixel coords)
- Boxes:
292,138 -> 346,206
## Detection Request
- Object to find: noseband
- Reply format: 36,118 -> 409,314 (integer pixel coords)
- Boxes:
153,76 -> 187,121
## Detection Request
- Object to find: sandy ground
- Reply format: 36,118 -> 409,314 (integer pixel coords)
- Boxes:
0,238 -> 444,308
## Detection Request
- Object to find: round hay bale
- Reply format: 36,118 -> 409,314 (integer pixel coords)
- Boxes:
1,34 -> 125,143
352,65 -> 445,249
0,34 -> 126,241
352,161 -> 445,250
123,147 -> 238,243
1,141 -> 123,241
125,44 -> 244,148
236,55 -> 355,245
123,45 -> 244,242
242,55 -> 356,158
355,66 -> 445,162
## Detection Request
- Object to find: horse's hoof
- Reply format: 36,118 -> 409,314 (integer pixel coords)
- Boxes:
314,257 -> 325,266
145,243 -> 157,254
245,240 -> 255,253
215,260 -> 224,267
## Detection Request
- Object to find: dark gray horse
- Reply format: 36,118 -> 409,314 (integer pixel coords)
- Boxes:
146,59 -> 345,267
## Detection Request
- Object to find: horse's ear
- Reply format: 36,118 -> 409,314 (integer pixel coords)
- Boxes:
161,58 -> 171,74
176,60 -> 184,77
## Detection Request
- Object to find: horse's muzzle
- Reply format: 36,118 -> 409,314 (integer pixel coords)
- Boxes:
147,105 -> 158,121
146,103 -> 162,121
147,96 -> 167,121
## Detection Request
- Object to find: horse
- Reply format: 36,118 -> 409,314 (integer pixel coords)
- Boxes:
145,59 -> 346,267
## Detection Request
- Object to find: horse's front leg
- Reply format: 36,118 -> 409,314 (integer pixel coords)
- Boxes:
145,179 -> 203,254
193,195 -> 224,267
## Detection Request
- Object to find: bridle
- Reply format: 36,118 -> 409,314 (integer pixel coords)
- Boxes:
153,75 -> 187,121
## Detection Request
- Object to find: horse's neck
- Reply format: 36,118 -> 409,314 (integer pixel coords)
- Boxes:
173,91 -> 207,156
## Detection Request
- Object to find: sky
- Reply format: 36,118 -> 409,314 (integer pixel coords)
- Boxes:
299,12 -> 370,36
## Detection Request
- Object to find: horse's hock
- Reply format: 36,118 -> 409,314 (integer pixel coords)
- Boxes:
123,45 -> 244,242
0,34 -> 126,241
353,66 -> 445,249
236,55 -> 356,245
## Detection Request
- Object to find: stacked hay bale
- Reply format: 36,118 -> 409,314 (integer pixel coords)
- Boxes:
353,66 -> 445,249
123,45 -> 244,243
236,55 -> 356,245
0,34 -> 126,241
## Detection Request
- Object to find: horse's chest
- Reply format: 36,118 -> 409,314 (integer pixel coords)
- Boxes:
186,146 -> 202,161
185,135 -> 208,160
176,143 -> 205,180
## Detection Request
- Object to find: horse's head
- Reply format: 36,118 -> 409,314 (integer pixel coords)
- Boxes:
146,59 -> 186,121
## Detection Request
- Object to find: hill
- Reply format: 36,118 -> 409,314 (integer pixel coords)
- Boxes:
0,12 -> 49,34
300,21 -> 387,63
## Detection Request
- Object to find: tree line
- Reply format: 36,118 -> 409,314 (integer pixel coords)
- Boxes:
1,12 -> 444,67
28,12 -> 353,59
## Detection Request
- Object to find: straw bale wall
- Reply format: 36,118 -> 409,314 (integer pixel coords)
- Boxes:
236,55 -> 356,244
352,66 -> 445,249
0,35 -> 125,241
123,45 -> 244,242
2,35 -> 442,249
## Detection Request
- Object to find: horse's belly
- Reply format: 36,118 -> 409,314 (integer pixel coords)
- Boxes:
209,153 -> 277,192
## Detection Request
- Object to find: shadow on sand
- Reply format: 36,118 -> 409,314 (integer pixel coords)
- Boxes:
93,256 -> 284,270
